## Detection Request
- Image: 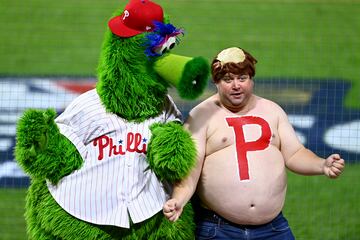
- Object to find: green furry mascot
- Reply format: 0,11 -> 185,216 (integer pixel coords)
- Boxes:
14,0 -> 209,239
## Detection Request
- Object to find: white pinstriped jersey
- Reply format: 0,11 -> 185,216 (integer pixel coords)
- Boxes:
47,89 -> 182,228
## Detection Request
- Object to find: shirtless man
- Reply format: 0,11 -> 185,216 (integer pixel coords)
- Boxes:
163,47 -> 345,239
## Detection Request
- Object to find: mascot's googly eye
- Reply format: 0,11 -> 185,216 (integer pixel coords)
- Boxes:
166,36 -> 176,50
152,40 -> 168,55
152,36 -> 177,55
144,21 -> 184,57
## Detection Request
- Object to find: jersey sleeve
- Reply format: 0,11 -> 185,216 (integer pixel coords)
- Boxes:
55,95 -> 89,161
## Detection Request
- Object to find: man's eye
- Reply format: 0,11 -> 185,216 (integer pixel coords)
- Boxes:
241,75 -> 250,80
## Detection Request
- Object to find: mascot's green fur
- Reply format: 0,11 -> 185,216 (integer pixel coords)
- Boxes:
15,1 -> 209,239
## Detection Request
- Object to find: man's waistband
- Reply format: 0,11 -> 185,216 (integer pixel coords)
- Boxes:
196,207 -> 282,230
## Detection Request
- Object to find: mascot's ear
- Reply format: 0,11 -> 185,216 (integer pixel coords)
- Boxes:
154,54 -> 210,100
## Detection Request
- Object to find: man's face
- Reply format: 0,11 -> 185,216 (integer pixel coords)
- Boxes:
216,72 -> 254,112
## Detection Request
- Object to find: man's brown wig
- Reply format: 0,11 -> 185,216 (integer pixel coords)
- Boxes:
211,47 -> 257,83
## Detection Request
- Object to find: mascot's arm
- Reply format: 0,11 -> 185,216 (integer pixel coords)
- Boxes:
15,108 -> 82,184
147,122 -> 196,182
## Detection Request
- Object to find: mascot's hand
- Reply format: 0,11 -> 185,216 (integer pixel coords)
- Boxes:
15,108 -> 82,183
147,122 -> 196,182
16,108 -> 56,155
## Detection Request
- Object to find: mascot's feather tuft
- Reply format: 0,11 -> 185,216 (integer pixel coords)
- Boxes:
144,21 -> 184,57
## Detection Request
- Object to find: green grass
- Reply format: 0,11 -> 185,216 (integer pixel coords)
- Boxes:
1,164 -> 359,239
0,0 -> 359,108
0,188 -> 26,240
284,163 -> 360,240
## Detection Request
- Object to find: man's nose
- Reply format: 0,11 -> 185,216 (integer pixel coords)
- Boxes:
232,79 -> 242,88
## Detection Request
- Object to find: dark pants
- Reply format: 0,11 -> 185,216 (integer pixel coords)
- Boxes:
195,208 -> 295,240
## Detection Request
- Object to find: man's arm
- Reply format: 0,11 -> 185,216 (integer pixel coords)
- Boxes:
285,147 -> 344,178
278,108 -> 344,178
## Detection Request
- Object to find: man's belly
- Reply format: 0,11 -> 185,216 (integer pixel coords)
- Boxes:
197,146 -> 287,225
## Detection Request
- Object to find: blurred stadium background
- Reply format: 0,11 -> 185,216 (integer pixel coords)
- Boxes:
0,0 -> 359,239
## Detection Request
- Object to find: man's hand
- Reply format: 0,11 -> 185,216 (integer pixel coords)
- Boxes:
323,154 -> 345,178
163,199 -> 183,222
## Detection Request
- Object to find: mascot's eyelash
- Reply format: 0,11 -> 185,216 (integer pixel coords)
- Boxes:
144,21 -> 184,57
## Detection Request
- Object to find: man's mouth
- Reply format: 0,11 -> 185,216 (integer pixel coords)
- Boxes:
231,92 -> 242,97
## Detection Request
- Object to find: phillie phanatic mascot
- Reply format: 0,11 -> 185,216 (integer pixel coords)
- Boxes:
15,0 -> 209,239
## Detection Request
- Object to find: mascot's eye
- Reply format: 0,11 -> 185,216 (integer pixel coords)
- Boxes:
153,44 -> 168,55
167,36 -> 176,50
144,21 -> 183,58
152,36 -> 177,55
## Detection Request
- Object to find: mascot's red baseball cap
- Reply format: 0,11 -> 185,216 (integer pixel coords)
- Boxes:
108,0 -> 164,37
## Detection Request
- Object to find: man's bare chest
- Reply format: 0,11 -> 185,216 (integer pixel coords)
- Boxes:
206,115 -> 280,160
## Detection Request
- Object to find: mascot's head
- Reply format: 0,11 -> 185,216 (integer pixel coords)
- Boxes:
97,0 -> 209,122
108,0 -> 183,57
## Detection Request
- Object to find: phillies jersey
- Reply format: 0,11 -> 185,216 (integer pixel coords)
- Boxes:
47,89 -> 182,228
